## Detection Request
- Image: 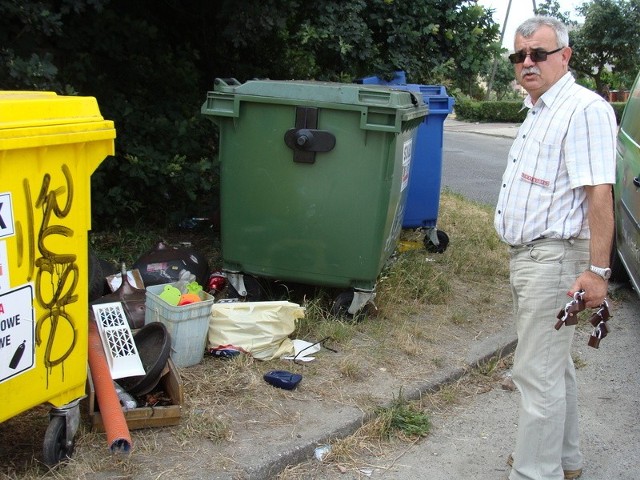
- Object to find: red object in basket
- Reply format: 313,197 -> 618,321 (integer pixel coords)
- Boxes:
178,293 -> 201,306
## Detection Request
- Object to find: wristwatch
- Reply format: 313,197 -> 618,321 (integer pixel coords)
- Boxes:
589,265 -> 612,280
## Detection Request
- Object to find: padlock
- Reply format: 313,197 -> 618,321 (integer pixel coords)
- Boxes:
588,321 -> 609,349
589,304 -> 610,327
564,301 -> 583,326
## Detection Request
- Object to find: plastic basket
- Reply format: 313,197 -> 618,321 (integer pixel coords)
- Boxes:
144,284 -> 214,367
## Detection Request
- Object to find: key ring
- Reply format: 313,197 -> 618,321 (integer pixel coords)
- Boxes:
554,290 -> 612,348
587,298 -> 611,349
554,290 -> 585,330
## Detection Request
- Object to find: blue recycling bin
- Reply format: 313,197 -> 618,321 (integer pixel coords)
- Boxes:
356,72 -> 454,251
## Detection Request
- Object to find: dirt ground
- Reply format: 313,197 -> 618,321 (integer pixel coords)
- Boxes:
1,191 -> 517,480
0,272 -> 515,480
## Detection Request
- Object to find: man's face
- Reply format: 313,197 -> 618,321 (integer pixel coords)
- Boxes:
513,25 -> 571,102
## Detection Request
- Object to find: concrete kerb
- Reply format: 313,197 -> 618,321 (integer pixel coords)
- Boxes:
243,326 -> 519,480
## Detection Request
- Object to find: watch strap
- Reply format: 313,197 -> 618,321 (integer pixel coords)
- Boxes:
589,265 -> 611,280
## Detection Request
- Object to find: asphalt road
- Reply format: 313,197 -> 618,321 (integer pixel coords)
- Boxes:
441,128 -> 513,206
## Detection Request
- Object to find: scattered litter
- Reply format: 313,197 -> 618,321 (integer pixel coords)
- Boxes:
358,468 -> 373,476
91,302 -> 145,379
133,241 -> 209,288
158,284 -> 182,306
207,271 -> 227,293
106,269 -> 145,292
501,373 -> 516,391
208,301 -> 304,360
208,347 -> 242,359
397,240 -> 423,253
282,339 -> 322,362
114,382 -> 137,410
263,370 -> 302,390
314,444 -> 331,461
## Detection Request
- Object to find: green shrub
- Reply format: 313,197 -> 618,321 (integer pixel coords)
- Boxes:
453,97 -> 526,123
454,98 -> 626,124
478,101 -> 527,122
452,96 -> 482,121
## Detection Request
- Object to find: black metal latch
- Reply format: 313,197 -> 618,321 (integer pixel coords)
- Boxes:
284,107 -> 336,164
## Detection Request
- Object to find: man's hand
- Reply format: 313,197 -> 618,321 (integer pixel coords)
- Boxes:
569,271 -> 608,308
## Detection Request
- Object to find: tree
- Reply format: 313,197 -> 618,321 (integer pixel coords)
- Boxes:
0,0 -> 109,90
569,0 -> 640,94
536,0 -> 576,24
537,0 -> 640,95
0,0 -> 501,228
482,55 -> 521,100
190,0 -> 501,90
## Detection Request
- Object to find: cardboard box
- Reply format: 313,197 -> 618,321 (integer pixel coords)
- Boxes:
106,268 -> 145,292
85,358 -> 183,432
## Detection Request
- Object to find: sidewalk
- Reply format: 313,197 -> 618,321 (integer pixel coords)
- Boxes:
444,117 -> 519,139
86,300 -> 520,480
188,321 -> 519,480
301,286 -> 640,479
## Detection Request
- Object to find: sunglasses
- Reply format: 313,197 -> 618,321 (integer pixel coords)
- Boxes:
508,47 -> 563,64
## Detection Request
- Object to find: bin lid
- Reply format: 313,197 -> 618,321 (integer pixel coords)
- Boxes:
211,78 -> 425,110
0,91 -> 116,151
0,91 -> 112,130
353,72 -> 454,114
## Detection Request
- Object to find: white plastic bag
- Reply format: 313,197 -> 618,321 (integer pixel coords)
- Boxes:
208,301 -> 305,360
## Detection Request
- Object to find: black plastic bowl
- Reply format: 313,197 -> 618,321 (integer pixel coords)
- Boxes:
118,322 -> 171,396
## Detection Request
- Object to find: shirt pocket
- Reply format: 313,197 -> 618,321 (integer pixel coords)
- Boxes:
519,140 -> 562,190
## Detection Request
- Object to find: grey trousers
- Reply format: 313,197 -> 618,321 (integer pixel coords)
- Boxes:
508,238 -> 589,480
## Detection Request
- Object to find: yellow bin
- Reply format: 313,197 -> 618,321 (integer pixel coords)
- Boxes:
0,91 -> 115,464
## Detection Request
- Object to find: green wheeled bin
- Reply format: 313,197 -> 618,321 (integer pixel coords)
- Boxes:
201,78 -> 427,315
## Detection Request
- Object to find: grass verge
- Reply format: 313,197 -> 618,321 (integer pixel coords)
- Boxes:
1,190 -> 512,479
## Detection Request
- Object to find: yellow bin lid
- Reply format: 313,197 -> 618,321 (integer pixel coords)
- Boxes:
0,91 -> 116,150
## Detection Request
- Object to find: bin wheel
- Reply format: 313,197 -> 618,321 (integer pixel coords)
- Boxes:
330,291 -> 373,321
227,274 -> 263,301
42,416 -> 74,466
424,229 -> 450,254
330,291 -> 355,319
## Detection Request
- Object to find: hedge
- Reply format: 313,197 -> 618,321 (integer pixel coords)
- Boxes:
454,98 -> 627,124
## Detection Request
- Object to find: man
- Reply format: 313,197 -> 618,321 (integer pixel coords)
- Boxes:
494,16 -> 616,480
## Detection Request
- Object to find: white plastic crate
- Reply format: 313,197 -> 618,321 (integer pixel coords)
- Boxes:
91,302 -> 146,379
144,284 -> 215,367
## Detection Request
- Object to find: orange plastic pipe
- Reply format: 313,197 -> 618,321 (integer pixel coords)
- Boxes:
88,319 -> 132,452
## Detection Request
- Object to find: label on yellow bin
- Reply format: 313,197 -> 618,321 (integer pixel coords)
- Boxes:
0,284 -> 35,382
0,192 -> 15,240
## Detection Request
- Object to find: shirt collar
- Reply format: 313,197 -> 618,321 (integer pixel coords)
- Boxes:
523,71 -> 575,109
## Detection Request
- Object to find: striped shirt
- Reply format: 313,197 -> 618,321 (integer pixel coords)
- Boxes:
494,72 -> 617,246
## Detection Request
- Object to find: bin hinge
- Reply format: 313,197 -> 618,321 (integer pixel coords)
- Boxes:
284,107 -> 336,164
